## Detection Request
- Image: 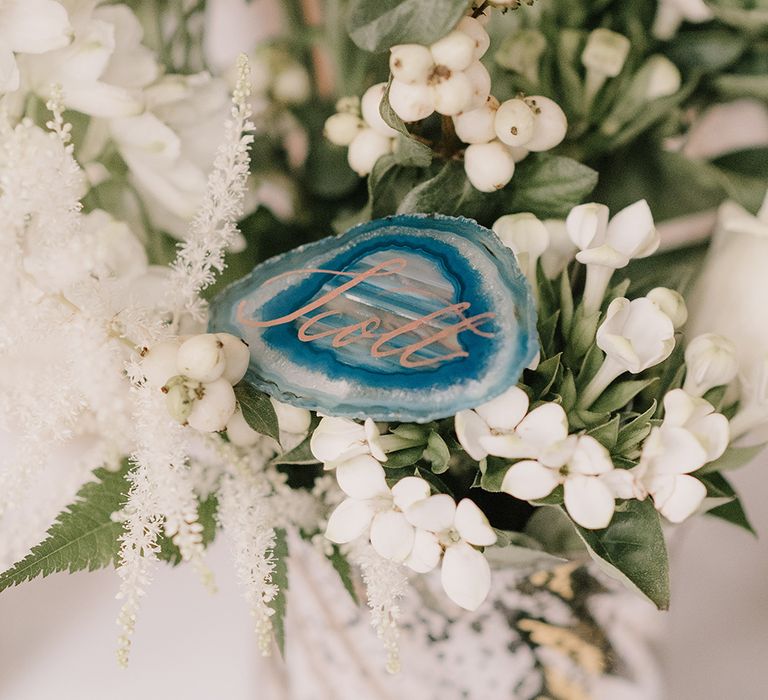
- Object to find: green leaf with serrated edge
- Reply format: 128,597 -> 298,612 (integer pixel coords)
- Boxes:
271,528 -> 289,656
0,463 -> 130,592
707,497 -> 756,536
502,155 -> 599,219
559,267 -> 574,337
234,383 -> 280,442
587,415 -> 620,450
329,545 -> 360,604
158,494 -> 219,566
347,0 -> 469,53
591,378 -> 658,415
698,443 -> 767,475
615,401 -> 657,455
480,457 -> 510,492
424,431 -> 451,474
570,498 -> 670,610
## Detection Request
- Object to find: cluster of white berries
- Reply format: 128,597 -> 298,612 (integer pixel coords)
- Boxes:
141,333 -> 249,434
324,87 -> 397,176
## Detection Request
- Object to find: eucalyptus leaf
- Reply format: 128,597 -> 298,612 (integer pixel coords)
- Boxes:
234,383 -> 280,442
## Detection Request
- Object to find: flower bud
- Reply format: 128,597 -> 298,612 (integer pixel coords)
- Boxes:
640,55 -> 682,101
347,128 -> 394,176
177,334 -> 226,383
430,30 -> 476,72
581,28 -> 631,79
494,98 -> 535,147
187,378 -> 237,432
492,212 -> 549,283
647,287 -> 688,330
216,333 -> 250,385
683,333 -> 739,398
389,44 -> 434,84
324,112 -> 364,146
453,96 -> 499,144
361,83 -> 399,137
464,140 -> 515,192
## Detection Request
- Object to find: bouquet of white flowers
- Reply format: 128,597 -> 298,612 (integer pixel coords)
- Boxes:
1,0 -> 766,696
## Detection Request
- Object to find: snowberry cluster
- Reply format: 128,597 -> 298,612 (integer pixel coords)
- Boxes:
324,86 -> 397,176
141,333 -> 250,433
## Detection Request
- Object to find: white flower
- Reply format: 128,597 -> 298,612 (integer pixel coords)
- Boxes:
492,212 -> 549,286
653,0 -> 714,40
502,434 -> 630,529
455,386 -> 568,461
405,495 -> 496,610
683,333 -> 739,397
310,416 -> 387,465
540,219 -> 577,279
567,200 -> 660,314
647,287 -> 688,330
579,297 -> 676,409
634,389 -> 729,522
0,0 -> 71,93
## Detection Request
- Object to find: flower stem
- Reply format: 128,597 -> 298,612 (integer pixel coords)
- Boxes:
582,263 -> 614,316
578,357 -> 623,409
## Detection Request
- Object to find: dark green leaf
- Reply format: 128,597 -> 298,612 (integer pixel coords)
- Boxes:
329,545 -> 360,604
571,499 -> 670,610
480,457 -> 510,492
0,463 -> 130,592
591,378 -> 658,414
385,445 -> 426,468
587,415 -> 620,450
423,431 -> 451,473
234,383 -> 280,442
270,435 -> 321,466
707,497 -> 756,536
615,401 -> 657,455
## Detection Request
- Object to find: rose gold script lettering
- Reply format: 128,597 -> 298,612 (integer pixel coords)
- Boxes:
235,258 -> 497,368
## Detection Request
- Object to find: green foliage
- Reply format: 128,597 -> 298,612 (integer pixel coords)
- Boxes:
347,0 -> 469,52
270,528 -> 289,656
0,463 -> 130,593
234,383 -> 280,442
329,545 -> 359,604
571,499 -> 670,610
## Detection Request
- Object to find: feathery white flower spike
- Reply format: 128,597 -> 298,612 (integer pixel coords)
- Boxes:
501,434 -> 624,530
683,333 -> 738,398
579,296 -> 675,409
405,496 -> 496,610
567,200 -> 660,315
634,389 -> 729,522
456,386 -> 568,461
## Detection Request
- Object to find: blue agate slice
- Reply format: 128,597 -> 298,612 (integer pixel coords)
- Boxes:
209,214 -> 538,423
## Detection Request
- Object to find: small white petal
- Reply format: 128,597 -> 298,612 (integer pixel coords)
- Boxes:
566,202 -> 609,250
454,499 -> 497,546
647,425 -> 708,475
600,469 -> 642,500
500,460 -> 559,500
364,417 -> 388,462
441,542 -> 491,611
0,45 -> 20,92
564,475 -> 615,529
606,199 -> 659,259
405,494 -> 457,533
370,511 -> 415,562
651,474 -> 707,523
514,403 -> 569,451
310,416 -> 366,462
455,409 -> 491,461
62,81 -> 142,118
391,476 -> 431,511
325,498 -> 375,543
335,455 -> 389,499
404,529 -> 441,573
2,0 -> 72,54
569,435 -> 614,475
475,385 -> 529,432
479,433 -> 540,459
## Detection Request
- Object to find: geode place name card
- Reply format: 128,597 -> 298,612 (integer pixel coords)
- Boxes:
209,214 -> 539,422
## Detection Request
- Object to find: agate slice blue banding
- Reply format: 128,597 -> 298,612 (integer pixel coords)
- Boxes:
209,213 -> 539,422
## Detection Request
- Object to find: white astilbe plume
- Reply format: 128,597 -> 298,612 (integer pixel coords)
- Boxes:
350,541 -> 409,674
216,442 -> 280,655
166,54 -> 254,324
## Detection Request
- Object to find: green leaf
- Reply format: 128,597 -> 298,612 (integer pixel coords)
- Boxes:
568,309 -> 602,367
329,545 -> 359,604
270,434 -> 321,466
423,431 -> 451,473
234,383 -> 280,442
527,353 -> 562,399
570,498 -> 670,610
0,463 -> 130,592
502,155 -> 599,219
270,528 -> 289,656
385,445 -> 425,468
479,456 -> 510,492
381,80 -> 433,168
665,27 -> 748,74
590,378 -> 657,414
587,415 -> 620,450
615,401 -> 657,455
707,497 -> 756,536
698,443 -> 767,475
347,0 -> 469,53
368,154 -> 422,218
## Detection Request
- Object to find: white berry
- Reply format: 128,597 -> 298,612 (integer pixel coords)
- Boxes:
464,60 -> 492,110
187,378 -> 236,432
453,96 -> 499,144
464,140 -> 516,192
457,17 -> 490,60
347,128 -> 393,176
177,334 -> 226,383
142,339 -> 182,388
430,30 -> 476,72
225,405 -> 261,447
525,95 -> 568,152
389,44 -> 434,84
324,112 -> 364,146
388,79 -> 435,122
361,83 -> 399,137
271,398 -> 312,435
433,70 -> 473,116
216,333 -> 250,385
494,98 -> 536,146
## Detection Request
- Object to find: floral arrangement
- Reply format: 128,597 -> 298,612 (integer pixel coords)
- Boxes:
1,0 -> 767,686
